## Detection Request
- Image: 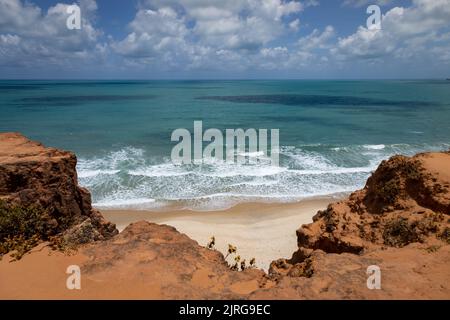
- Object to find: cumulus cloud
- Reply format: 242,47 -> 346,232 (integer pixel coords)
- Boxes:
289,18 -> 300,31
342,0 -> 395,7
113,7 -> 189,60
111,0 -> 313,69
114,0 -> 306,59
0,0 -> 104,70
298,25 -> 335,51
333,0 -> 450,63
1,0 -> 449,77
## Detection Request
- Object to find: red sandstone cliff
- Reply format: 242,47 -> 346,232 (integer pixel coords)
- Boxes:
0,133 -> 117,245
262,151 -> 450,299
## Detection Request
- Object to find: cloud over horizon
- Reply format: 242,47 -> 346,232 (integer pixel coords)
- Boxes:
0,0 -> 449,78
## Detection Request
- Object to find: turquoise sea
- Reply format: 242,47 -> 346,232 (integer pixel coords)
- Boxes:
1,80 -> 449,210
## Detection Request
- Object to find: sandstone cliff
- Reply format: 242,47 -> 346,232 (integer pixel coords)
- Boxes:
263,151 -> 450,299
0,133 -> 117,252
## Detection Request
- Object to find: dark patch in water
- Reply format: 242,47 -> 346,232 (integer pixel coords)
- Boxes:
0,85 -> 42,91
18,94 -> 157,106
401,80 -> 450,85
262,115 -> 368,131
172,86 -> 223,90
196,94 -> 435,107
34,81 -> 150,87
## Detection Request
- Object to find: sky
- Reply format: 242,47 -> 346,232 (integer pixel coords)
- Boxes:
0,0 -> 449,79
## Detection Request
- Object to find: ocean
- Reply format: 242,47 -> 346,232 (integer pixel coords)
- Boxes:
1,80 -> 449,211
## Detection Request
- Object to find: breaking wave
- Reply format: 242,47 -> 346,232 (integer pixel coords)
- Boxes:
77,143 -> 450,211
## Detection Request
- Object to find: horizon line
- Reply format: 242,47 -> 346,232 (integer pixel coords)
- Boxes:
0,78 -> 448,81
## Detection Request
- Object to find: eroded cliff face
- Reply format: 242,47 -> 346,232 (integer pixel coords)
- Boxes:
264,151 -> 450,299
292,153 -> 449,255
0,133 -> 117,244
274,152 -> 449,261
0,133 -> 449,299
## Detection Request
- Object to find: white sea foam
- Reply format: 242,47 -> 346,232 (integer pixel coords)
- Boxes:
77,142 -> 450,210
93,197 -> 156,209
289,166 -> 375,175
363,144 -> 386,150
129,164 -> 191,177
236,150 -> 266,158
206,164 -> 287,178
78,169 -> 120,178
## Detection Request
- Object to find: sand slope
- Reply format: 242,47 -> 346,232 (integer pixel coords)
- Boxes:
102,199 -> 333,270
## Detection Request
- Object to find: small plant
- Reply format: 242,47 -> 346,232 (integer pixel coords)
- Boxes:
48,235 -> 78,256
378,178 -> 401,204
0,234 -> 40,260
206,236 -> 215,249
403,160 -> 422,181
240,259 -> 246,271
438,227 -> 450,244
230,255 -> 241,271
0,201 -> 50,241
205,239 -> 256,271
225,244 -> 237,258
425,245 -> 441,253
383,217 -> 420,247
0,200 -> 77,260
0,201 -> 50,259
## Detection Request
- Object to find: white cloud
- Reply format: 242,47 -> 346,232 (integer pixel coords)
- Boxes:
0,0 -> 104,69
117,1 -> 304,52
0,0 -> 41,32
112,0 -> 313,70
333,0 -> 450,64
298,25 -> 335,51
0,0 -> 335,75
1,0 -> 449,78
289,18 -> 300,31
343,0 -> 394,7
113,7 -> 189,60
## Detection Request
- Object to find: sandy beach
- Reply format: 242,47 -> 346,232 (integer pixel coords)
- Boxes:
101,198 -> 336,270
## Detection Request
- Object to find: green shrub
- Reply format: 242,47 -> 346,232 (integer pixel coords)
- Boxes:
403,160 -> 422,181
383,217 -> 420,247
378,178 -> 401,204
0,200 -> 51,259
439,227 -> 450,244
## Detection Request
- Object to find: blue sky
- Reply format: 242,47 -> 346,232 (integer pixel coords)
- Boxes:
0,0 -> 449,79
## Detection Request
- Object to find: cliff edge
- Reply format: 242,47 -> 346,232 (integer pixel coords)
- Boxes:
263,151 -> 450,299
0,133 -> 117,254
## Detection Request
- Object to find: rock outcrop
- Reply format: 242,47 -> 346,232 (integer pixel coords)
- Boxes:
0,133 -> 117,245
80,221 -> 269,299
266,151 -> 450,299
